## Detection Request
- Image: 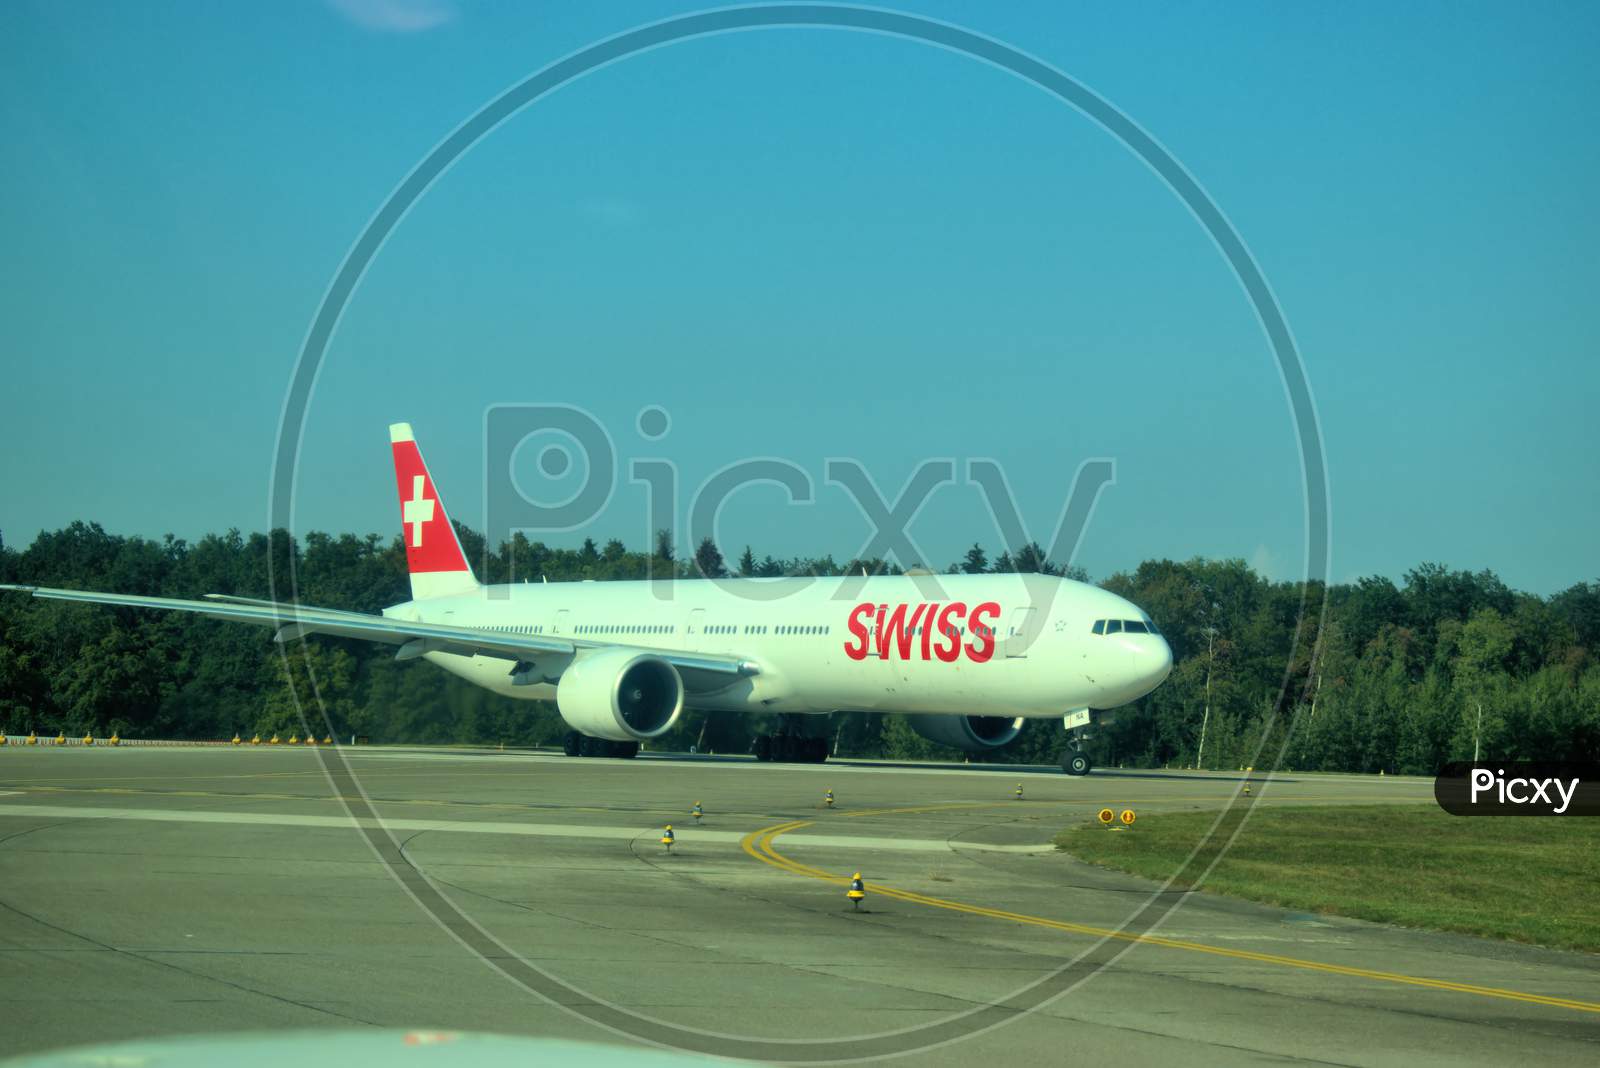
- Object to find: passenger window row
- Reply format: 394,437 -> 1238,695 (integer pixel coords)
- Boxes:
512,622 -> 836,639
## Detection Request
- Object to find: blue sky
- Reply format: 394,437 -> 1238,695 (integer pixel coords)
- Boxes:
3,1 -> 1595,594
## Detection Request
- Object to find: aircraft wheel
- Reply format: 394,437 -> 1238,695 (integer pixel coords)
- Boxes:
563,731 -> 582,757
1063,752 -> 1092,776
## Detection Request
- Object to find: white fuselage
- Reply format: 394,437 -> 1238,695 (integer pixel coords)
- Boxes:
384,574 -> 1172,721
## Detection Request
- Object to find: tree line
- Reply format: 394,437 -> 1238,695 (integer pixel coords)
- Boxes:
1,522 -> 1595,773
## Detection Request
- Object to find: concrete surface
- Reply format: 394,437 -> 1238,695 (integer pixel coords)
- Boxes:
1,746 -> 1595,1065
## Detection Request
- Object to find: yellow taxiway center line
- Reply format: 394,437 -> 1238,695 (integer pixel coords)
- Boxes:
737,817 -> 1600,1016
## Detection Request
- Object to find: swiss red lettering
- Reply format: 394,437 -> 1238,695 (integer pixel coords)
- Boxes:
966,601 -> 1000,663
934,602 -> 965,663
843,602 -> 873,661
841,599 -> 1000,664
878,603 -> 911,660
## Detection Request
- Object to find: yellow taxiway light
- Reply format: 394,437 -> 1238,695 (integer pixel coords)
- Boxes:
232,734 -> 242,745
661,825 -> 675,851
1015,782 -> 1025,800
26,731 -> 38,746
0,734 -> 7,747
691,802 -> 703,823
250,734 -> 261,745
323,735 -> 333,745
54,732 -> 66,746
287,733 -> 299,745
824,789 -> 835,809
108,733 -> 120,746
83,733 -> 94,746
847,873 -> 866,911
268,734 -> 280,745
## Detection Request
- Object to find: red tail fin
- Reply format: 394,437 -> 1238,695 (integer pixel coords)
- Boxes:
390,423 -> 479,600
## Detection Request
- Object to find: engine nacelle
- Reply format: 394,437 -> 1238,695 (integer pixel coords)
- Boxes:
556,649 -> 684,742
905,713 -> 1025,753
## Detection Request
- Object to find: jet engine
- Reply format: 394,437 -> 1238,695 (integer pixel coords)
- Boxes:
905,713 -> 1025,753
556,648 -> 684,742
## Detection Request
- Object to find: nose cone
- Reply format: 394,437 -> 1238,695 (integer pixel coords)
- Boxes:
1114,633 -> 1172,705
1148,636 -> 1174,687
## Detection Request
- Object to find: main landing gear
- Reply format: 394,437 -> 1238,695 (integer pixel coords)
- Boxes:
562,731 -> 639,759
753,714 -> 829,764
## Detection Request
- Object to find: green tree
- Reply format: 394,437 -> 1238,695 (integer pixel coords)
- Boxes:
693,538 -> 727,579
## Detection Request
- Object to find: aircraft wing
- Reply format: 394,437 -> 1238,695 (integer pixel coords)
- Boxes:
0,585 -> 759,683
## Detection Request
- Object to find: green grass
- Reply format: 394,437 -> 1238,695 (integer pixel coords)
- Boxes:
1054,805 -> 1600,953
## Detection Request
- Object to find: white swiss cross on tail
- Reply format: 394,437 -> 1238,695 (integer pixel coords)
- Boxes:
403,475 -> 434,547
389,423 -> 479,601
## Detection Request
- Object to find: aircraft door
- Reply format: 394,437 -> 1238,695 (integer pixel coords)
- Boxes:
1004,606 -> 1038,658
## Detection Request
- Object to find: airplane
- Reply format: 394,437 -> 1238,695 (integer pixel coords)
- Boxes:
0,423 -> 1173,774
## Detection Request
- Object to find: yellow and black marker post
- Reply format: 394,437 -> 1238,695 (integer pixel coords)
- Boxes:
824,789 -> 835,809
691,802 -> 703,823
661,824 -> 675,852
847,873 -> 865,911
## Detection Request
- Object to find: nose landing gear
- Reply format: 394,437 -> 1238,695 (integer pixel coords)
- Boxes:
1060,708 -> 1095,776
1062,749 -> 1092,776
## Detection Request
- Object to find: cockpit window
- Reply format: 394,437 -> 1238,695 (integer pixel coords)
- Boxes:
1093,618 -> 1163,636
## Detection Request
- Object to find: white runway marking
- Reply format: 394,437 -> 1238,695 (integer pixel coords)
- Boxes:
0,801 -> 1051,853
